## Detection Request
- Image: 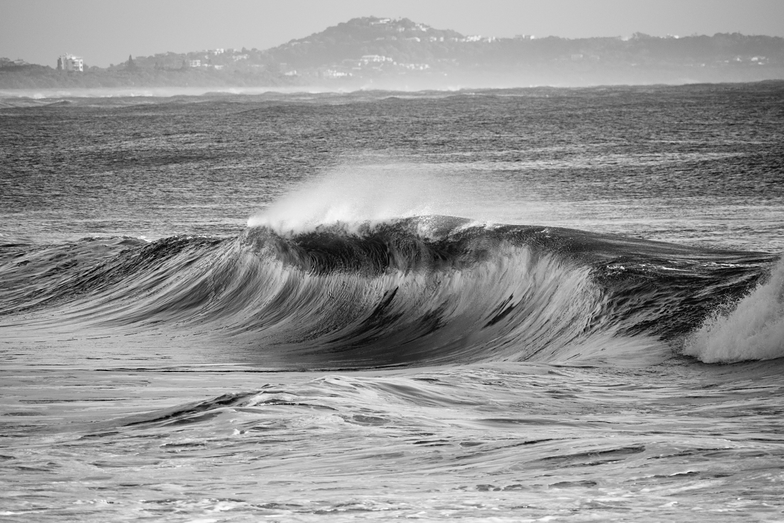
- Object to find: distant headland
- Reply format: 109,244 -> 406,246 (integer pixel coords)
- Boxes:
3,17 -> 784,90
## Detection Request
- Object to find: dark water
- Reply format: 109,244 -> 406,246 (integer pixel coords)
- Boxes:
1,83 -> 784,521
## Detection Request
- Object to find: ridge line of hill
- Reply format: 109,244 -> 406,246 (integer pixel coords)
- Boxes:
3,16 -> 784,90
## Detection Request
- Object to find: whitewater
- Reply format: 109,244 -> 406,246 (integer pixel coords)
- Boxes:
1,83 -> 783,522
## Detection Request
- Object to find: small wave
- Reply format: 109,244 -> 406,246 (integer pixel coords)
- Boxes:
683,256 -> 784,363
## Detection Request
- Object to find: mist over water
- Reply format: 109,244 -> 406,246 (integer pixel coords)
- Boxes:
0,86 -> 330,103
248,164 -> 468,234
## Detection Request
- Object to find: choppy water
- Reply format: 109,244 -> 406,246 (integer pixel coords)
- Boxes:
1,83 -> 784,522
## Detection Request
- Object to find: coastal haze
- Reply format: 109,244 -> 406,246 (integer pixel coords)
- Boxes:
2,2 -> 784,523
2,0 -> 784,90
4,0 -> 784,67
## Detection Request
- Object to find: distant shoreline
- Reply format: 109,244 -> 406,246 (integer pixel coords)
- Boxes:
3,18 -> 784,92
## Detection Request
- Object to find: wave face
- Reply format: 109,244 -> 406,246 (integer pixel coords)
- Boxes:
1,216 -> 775,368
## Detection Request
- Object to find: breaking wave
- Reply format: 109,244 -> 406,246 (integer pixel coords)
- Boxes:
0,216 -> 774,368
684,257 -> 784,363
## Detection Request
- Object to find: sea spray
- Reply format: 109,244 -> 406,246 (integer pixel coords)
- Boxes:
248,166 -> 453,235
245,162 -> 546,236
684,256 -> 784,363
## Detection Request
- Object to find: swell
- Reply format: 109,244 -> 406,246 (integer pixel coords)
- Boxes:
0,216 -> 774,367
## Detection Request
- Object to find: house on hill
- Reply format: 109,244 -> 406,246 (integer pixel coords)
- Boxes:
57,54 -> 83,72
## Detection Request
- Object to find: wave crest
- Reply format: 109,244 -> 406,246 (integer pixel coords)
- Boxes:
248,167 -> 460,236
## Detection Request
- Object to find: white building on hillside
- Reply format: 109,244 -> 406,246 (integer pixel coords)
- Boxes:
57,54 -> 83,72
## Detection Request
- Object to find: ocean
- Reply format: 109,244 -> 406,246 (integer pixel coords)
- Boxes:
1,82 -> 783,522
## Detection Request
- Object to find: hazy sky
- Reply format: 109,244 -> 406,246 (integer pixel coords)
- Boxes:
2,0 -> 784,67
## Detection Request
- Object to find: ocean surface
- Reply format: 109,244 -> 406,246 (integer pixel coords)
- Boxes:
1,82 -> 784,522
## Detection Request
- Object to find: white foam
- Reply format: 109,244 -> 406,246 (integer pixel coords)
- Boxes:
684,257 -> 784,363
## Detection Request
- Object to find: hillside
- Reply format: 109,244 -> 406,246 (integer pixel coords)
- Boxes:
2,17 -> 784,90
264,17 -> 784,87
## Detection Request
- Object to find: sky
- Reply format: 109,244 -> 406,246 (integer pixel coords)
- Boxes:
2,0 -> 784,67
